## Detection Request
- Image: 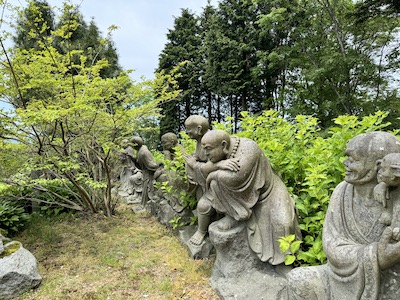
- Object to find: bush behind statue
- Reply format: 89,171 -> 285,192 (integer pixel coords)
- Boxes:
214,110 -> 391,266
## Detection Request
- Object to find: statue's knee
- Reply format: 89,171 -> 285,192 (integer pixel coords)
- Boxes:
286,266 -> 325,299
197,198 -> 212,215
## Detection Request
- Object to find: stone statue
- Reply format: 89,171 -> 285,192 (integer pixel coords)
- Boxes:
183,115 -> 210,200
287,131 -> 400,299
161,132 -> 178,160
131,136 -> 159,207
155,132 -> 179,184
118,139 -> 143,202
153,132 -> 185,212
186,129 -> 301,265
373,152 -> 400,239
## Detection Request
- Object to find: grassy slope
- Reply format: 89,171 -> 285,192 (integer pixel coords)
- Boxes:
13,204 -> 218,299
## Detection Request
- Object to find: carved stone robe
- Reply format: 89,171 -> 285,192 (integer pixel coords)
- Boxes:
136,145 -> 158,206
288,181 -> 400,299
205,137 -> 301,265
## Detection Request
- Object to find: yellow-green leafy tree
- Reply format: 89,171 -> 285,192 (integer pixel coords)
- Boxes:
0,4 -> 179,216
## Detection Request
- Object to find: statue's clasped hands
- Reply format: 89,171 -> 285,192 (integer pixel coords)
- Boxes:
183,153 -> 197,168
378,226 -> 400,270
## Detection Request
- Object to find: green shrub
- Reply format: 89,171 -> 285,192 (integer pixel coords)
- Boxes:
218,110 -> 391,266
0,200 -> 31,235
154,131 -> 197,211
0,177 -> 85,214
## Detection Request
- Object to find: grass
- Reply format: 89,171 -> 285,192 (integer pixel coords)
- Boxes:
12,203 -> 218,300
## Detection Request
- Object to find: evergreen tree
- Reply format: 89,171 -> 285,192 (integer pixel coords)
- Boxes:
202,0 -> 280,130
257,0 -> 400,128
13,0 -> 55,50
54,3 -> 121,78
158,9 -> 202,134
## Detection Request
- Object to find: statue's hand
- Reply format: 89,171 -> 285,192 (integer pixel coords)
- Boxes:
374,182 -> 389,207
216,158 -> 240,172
378,227 -> 400,269
183,154 -> 197,168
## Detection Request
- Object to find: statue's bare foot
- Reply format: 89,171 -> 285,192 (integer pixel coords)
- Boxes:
189,230 -> 206,246
217,215 -> 239,231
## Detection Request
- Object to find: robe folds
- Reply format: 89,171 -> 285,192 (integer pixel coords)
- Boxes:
288,181 -> 400,299
136,145 -> 159,206
204,137 -> 301,265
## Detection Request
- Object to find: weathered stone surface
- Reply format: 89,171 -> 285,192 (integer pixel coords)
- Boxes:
0,241 -> 42,300
287,132 -> 400,299
185,129 -> 301,265
209,221 -> 289,300
179,225 -> 214,259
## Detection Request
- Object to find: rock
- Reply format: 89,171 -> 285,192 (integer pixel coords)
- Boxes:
0,241 -> 42,300
209,221 -> 289,300
179,226 -> 214,259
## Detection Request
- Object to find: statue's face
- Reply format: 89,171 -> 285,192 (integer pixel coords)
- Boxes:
161,138 -> 175,151
377,158 -> 396,184
185,122 -> 202,139
344,145 -> 376,184
202,139 -> 227,163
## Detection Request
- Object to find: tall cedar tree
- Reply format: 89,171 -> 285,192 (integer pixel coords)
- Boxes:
257,0 -> 400,128
158,9 -> 202,135
13,0 -> 55,50
54,3 -> 121,78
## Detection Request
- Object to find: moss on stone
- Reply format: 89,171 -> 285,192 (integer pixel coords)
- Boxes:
0,242 -> 21,259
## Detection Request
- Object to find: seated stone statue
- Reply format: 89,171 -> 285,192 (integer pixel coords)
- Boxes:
118,139 -> 142,201
186,130 -> 301,265
287,131 -> 400,299
155,132 -> 179,183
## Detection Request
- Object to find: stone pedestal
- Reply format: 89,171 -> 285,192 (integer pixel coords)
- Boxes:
209,220 -> 289,300
179,226 -> 215,259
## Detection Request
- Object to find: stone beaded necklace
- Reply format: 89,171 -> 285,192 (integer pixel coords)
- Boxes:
229,136 -> 240,159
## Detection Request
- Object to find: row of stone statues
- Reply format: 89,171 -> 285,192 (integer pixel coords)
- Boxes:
117,133 -> 179,205
119,115 -> 400,299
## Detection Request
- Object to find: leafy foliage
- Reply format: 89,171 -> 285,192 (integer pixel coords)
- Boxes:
223,110 -> 390,265
0,200 -> 31,235
158,0 -> 400,131
154,131 -> 197,211
0,2 -> 179,216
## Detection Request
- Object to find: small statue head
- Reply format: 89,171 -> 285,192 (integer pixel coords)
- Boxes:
184,115 -> 209,140
121,139 -> 129,148
377,153 -> 400,186
130,136 -> 144,149
344,132 -> 400,185
161,132 -> 178,151
201,130 -> 231,163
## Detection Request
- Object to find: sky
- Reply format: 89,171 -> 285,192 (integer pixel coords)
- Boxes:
5,0 -> 218,81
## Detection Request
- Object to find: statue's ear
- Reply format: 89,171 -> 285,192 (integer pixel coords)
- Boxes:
221,140 -> 229,154
391,165 -> 400,178
196,125 -> 202,135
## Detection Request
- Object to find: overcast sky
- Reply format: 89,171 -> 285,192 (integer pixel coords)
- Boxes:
5,0 -> 218,81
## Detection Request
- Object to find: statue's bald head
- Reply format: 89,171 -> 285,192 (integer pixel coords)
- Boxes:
201,130 -> 231,163
185,115 -> 209,133
130,136 -> 144,147
202,130 -> 230,146
347,131 -> 400,163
